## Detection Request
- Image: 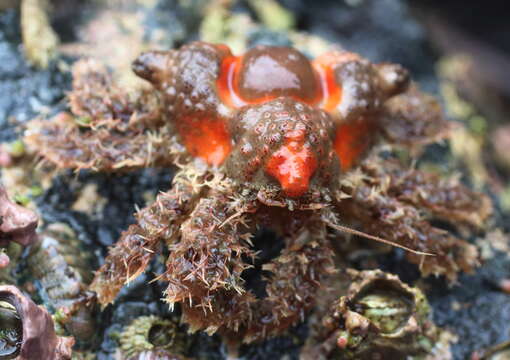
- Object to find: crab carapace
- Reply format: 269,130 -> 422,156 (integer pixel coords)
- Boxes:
132,43 -> 409,198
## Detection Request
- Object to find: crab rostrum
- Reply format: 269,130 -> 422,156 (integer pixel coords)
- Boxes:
26,42 -> 491,343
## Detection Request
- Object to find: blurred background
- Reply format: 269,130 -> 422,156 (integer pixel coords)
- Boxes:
1,0 -> 510,359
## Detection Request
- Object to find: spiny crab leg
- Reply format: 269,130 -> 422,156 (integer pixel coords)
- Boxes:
67,59 -> 164,130
163,191 -> 256,330
381,164 -> 492,228
380,85 -> 452,149
25,116 -> 183,172
25,59 -> 185,172
90,180 -> 198,305
236,227 -> 335,343
163,191 -> 335,343
339,180 -> 478,281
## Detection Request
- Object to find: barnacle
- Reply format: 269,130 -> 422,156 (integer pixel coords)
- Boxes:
0,298 -> 22,359
119,316 -> 189,360
302,270 -> 438,360
0,285 -> 74,360
26,42 -> 491,345
333,270 -> 436,359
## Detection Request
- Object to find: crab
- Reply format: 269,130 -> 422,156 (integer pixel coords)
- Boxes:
25,42 -> 491,343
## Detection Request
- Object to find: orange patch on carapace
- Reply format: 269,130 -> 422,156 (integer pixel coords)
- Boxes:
265,129 -> 318,197
334,117 -> 375,170
177,117 -> 232,166
312,61 -> 342,112
216,55 -> 244,108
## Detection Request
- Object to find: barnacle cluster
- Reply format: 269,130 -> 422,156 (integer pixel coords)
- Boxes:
0,186 -> 79,359
0,297 -> 21,359
0,185 -> 38,284
26,41 -> 491,351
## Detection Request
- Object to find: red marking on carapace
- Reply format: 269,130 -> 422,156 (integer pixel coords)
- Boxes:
334,117 -> 375,170
313,52 -> 363,112
177,117 -> 232,166
217,55 -> 246,108
313,62 -> 342,112
216,46 -> 374,172
265,129 -> 317,197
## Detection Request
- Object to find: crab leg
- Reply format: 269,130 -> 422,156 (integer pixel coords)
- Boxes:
25,116 -> 183,171
380,86 -> 451,148
383,165 -> 492,228
237,225 -> 335,343
181,231 -> 335,343
336,184 -> 479,282
90,180 -> 197,305
164,193 -> 334,342
25,59 -> 184,172
163,191 -> 256,334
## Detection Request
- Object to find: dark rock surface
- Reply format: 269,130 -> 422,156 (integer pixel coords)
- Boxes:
0,10 -> 69,142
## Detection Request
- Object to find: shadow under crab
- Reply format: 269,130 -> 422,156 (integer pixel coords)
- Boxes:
25,41 -> 491,344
